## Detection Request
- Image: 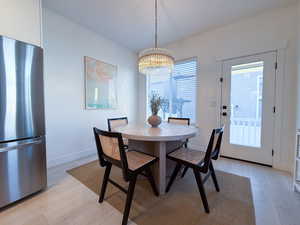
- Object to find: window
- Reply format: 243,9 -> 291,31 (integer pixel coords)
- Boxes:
230,61 -> 264,147
147,58 -> 197,122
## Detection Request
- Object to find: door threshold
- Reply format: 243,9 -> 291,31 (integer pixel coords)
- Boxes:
220,155 -> 272,167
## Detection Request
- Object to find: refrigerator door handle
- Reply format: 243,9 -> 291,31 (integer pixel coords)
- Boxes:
0,138 -> 43,153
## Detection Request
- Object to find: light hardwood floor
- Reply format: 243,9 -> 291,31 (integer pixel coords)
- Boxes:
0,155 -> 299,225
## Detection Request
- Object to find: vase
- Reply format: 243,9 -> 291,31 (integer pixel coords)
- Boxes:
147,114 -> 162,127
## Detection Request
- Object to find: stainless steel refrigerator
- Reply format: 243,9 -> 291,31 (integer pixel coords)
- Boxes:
0,36 -> 47,208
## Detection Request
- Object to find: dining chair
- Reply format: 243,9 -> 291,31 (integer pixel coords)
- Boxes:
107,117 -> 128,132
93,128 -> 158,225
168,117 -> 191,177
165,127 -> 224,213
108,117 -> 129,148
181,126 -> 224,178
168,117 -> 190,148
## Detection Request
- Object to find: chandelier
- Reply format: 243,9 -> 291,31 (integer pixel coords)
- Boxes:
138,0 -> 175,75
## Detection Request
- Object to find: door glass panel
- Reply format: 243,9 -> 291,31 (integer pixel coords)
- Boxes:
230,61 -> 264,148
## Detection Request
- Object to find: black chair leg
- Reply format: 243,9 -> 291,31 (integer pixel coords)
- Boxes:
209,163 -> 220,192
99,163 -> 112,203
181,166 -> 189,178
193,168 -> 210,213
166,163 -> 182,193
145,167 -> 159,196
184,141 -> 188,148
122,175 -> 137,225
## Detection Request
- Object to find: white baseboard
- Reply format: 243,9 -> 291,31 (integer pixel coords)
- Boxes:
47,148 -> 97,168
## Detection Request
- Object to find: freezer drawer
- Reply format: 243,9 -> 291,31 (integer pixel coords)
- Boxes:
0,137 -> 47,208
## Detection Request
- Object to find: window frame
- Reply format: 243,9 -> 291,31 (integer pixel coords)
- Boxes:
146,57 -> 198,124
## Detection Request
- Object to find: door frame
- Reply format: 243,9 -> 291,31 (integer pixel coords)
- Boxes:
217,50 -> 284,168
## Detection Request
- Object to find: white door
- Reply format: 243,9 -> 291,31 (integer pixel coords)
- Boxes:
221,52 -> 277,166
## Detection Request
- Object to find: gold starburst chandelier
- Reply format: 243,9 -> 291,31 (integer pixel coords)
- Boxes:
138,0 -> 175,75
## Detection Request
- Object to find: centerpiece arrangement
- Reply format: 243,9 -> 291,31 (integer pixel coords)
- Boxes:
148,94 -> 162,127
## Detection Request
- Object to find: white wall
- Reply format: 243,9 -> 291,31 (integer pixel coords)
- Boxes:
43,9 -> 138,168
295,2 -> 300,177
297,2 -> 300,129
0,0 -> 42,46
140,5 -> 298,172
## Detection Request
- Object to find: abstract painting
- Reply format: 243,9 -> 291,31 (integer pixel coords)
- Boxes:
84,56 -> 118,109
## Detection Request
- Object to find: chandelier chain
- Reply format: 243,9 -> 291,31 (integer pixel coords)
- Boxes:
155,0 -> 158,48
138,0 -> 174,75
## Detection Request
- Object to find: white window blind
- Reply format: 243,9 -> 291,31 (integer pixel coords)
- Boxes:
147,58 -> 197,122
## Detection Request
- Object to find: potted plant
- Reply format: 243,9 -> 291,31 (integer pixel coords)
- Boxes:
148,93 -> 162,127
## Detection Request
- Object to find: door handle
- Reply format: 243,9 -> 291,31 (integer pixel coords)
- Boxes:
222,112 -> 227,116
0,138 -> 43,153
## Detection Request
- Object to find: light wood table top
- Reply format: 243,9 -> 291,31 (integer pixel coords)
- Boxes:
114,122 -> 198,141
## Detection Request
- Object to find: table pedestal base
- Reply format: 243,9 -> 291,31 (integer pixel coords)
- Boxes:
129,140 -> 182,195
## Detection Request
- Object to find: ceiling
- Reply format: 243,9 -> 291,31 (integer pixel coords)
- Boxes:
43,0 -> 296,52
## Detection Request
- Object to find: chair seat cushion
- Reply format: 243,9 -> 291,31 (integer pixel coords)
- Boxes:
126,151 -> 156,171
168,148 -> 206,165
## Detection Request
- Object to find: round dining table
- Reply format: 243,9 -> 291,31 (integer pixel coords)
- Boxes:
114,122 -> 198,195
